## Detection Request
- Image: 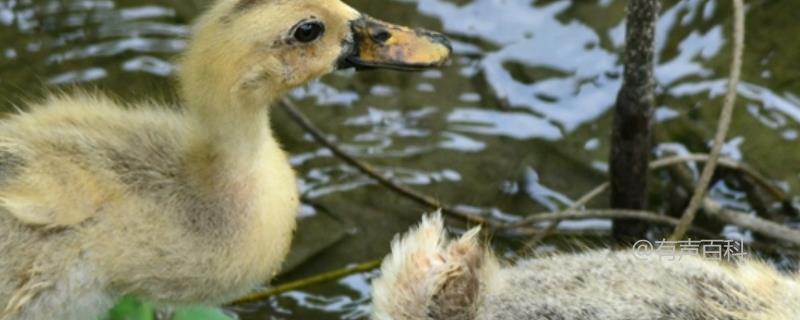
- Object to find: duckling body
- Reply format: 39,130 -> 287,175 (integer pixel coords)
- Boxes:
371,214 -> 800,320
0,0 -> 451,318
0,94 -> 298,319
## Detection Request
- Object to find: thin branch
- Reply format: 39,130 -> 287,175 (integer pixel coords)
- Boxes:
512,153 -> 790,245
702,198 -> 800,245
670,0 -> 746,240
507,228 -> 612,238
279,98 -> 493,227
651,154 -> 788,202
522,182 -> 609,248
511,210 -> 675,226
230,259 -> 382,305
509,153 -> 777,230
503,209 -> 719,239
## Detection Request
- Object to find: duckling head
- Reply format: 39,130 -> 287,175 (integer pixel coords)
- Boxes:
371,212 -> 498,320
179,0 -> 452,110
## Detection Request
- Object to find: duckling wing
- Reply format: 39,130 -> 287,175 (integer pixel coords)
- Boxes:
0,95 -> 182,228
0,137 -> 113,226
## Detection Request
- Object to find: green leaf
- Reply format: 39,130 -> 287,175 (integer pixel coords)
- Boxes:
172,306 -> 234,320
103,296 -> 154,320
102,296 -> 233,320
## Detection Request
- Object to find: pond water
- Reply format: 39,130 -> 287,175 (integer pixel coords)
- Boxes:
1,0 -> 799,319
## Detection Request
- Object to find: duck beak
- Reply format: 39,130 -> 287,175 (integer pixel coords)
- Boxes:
338,15 -> 452,71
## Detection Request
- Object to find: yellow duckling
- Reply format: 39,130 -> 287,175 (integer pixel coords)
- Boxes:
0,0 -> 450,318
372,213 -> 800,320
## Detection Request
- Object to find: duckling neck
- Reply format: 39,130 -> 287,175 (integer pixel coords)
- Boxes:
185,99 -> 275,173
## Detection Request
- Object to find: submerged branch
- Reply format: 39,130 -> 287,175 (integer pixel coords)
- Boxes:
231,259 -> 382,305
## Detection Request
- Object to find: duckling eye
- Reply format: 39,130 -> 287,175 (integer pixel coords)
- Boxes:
293,22 -> 325,43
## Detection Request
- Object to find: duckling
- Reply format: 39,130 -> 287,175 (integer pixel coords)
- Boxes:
0,0 -> 451,319
371,213 -> 800,320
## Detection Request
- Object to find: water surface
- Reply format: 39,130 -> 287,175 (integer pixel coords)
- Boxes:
1,0 -> 799,318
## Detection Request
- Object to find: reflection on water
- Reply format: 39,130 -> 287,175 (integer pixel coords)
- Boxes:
420,0 -> 736,133
240,272 -> 373,320
672,80 -> 800,125
299,164 -> 461,199
449,107 -> 563,140
232,271 -> 374,320
1,0 -> 800,318
420,0 -> 621,131
0,0 -> 186,106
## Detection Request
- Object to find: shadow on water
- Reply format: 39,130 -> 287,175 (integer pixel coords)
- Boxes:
1,0 -> 800,318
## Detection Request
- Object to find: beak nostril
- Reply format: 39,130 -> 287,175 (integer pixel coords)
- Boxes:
423,32 -> 453,52
372,29 -> 392,43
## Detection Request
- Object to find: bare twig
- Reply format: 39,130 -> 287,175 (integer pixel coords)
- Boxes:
279,98 -> 493,227
670,0 -> 746,240
651,154 -> 788,202
510,153 -> 779,230
510,209 -> 674,227
230,259 -> 381,305
507,228 -> 612,238
524,153 -> 777,244
523,182 -> 609,248
513,153 -> 791,246
702,199 -> 800,245
503,209 -> 719,239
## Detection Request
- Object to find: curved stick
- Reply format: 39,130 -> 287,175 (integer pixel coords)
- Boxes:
670,0 -> 746,240
279,98 -> 494,227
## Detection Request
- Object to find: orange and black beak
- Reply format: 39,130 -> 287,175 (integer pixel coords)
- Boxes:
337,15 -> 452,71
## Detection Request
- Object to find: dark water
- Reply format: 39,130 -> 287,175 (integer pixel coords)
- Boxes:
1,0 -> 799,318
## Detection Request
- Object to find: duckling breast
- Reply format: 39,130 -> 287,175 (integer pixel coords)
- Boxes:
210,155 -> 299,302
169,140 -> 300,303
